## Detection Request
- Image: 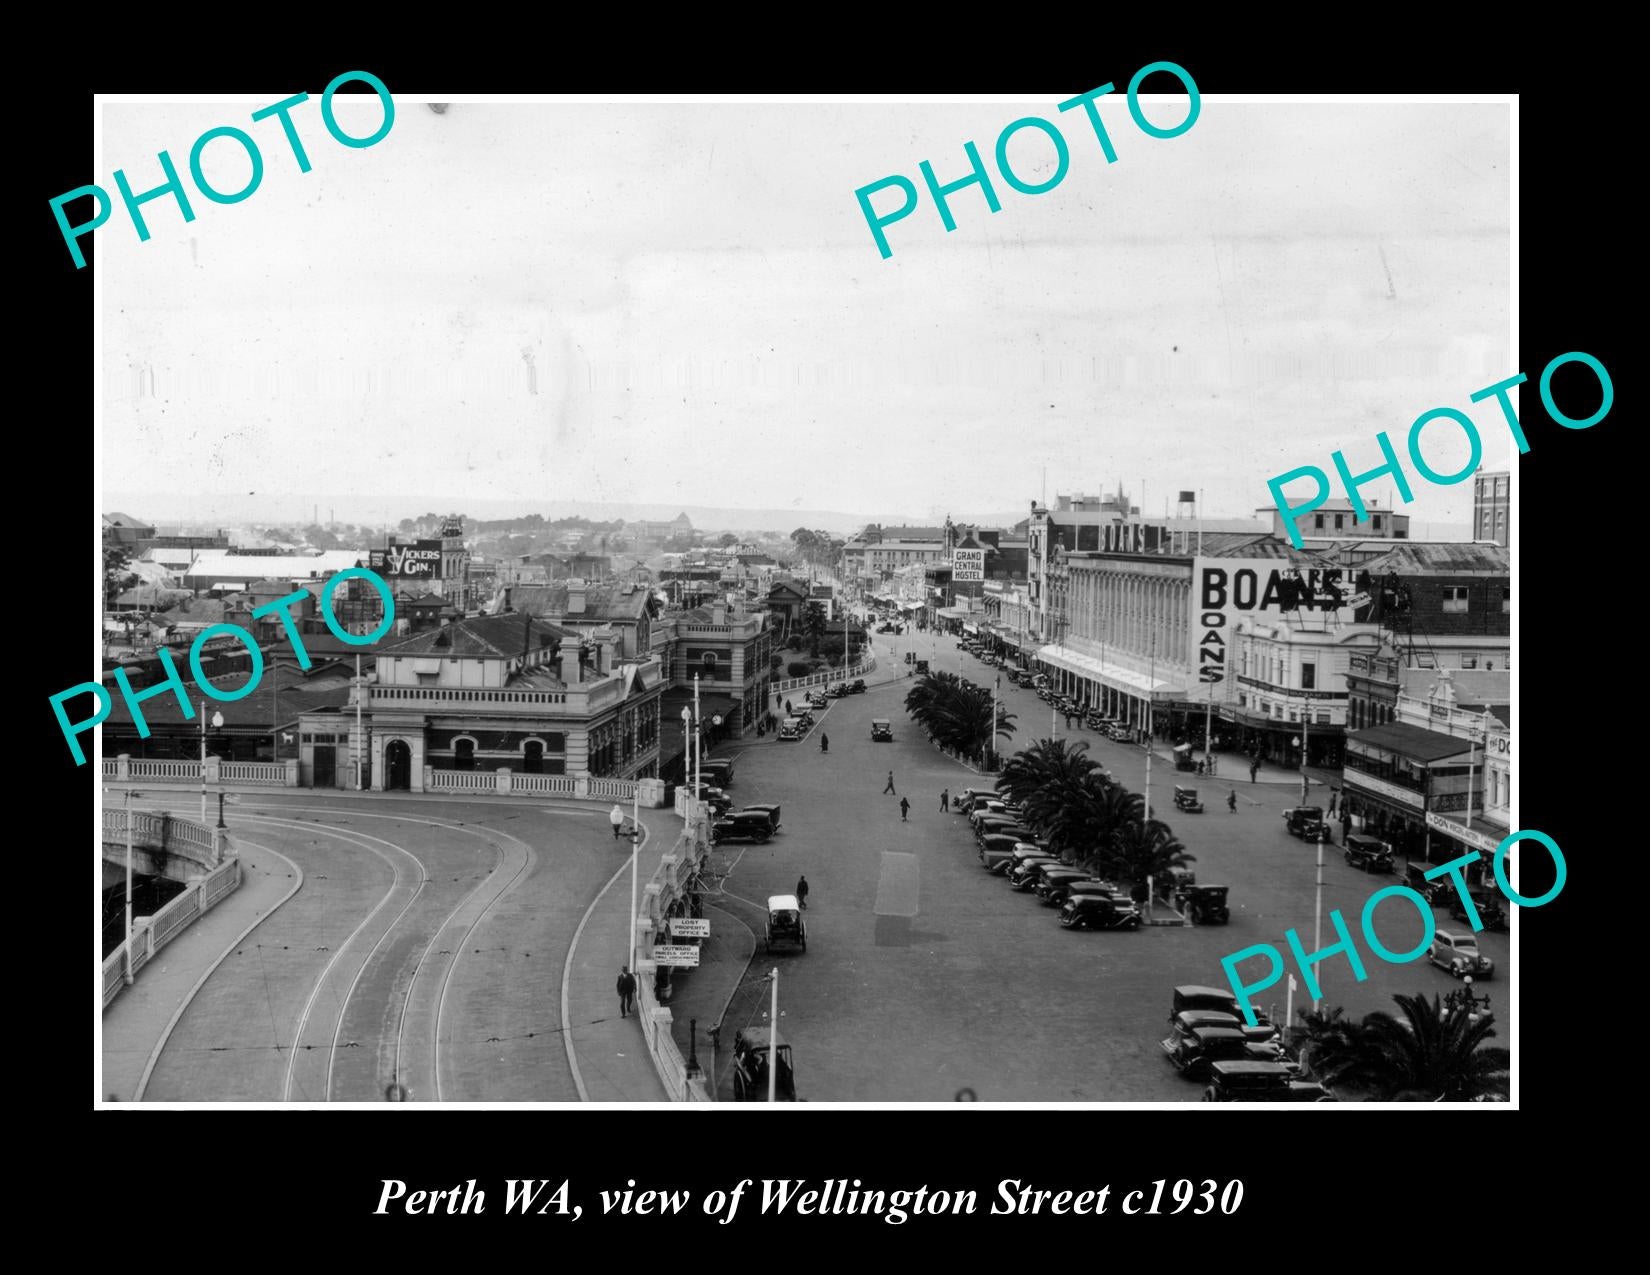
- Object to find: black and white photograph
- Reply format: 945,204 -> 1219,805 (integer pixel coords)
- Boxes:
79,83 -> 1533,1112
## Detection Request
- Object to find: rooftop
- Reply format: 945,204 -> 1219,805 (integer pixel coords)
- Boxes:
1355,542 -> 1510,575
379,613 -> 571,659
1347,720 -> 1477,762
509,581 -> 652,621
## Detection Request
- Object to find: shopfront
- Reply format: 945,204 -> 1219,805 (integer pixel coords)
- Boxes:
1341,721 -> 1479,870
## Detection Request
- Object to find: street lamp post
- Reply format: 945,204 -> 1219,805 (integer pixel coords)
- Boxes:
1312,828 -> 1326,1012
768,966 -> 780,1103
199,703 -> 225,824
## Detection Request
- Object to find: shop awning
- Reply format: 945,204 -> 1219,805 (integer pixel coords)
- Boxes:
1424,810 -> 1507,856
1037,644 -> 1173,696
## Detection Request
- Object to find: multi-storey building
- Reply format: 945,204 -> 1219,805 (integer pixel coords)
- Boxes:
1472,469 -> 1511,547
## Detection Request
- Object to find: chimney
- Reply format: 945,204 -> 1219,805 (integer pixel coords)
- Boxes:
567,579 -> 587,615
712,603 -> 727,625
559,635 -> 583,684
594,631 -> 617,675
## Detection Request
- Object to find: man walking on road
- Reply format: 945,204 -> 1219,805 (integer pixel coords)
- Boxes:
883,770 -> 896,794
899,796 -> 910,822
796,875 -> 810,909
1228,790 -> 1238,813
616,966 -> 636,1018
940,787 -> 949,812
1250,758 -> 1259,784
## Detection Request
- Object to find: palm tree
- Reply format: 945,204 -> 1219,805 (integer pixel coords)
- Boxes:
1294,1005 -> 1363,1087
1107,817 -> 1195,900
1352,993 -> 1510,1101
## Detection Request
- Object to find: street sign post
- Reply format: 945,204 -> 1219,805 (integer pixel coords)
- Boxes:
652,944 -> 701,967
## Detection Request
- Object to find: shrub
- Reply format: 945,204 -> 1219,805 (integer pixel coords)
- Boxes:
787,661 -> 811,678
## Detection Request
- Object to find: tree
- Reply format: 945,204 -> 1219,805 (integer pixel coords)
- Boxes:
1350,993 -> 1510,1101
902,671 -> 1015,760
718,533 -> 739,548
103,544 -> 140,608
802,601 -> 828,656
1106,817 -> 1194,900
1294,1006 -> 1364,1088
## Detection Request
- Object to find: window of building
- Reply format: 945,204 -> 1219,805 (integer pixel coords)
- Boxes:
1501,587 -> 1509,614
1301,663 -> 1316,690
454,738 -> 476,771
416,671 -> 439,686
1313,514 -> 1325,529
1317,711 -> 1331,725
1334,514 -> 1344,530
1373,515 -> 1383,530
1442,585 -> 1469,612
1461,654 -> 1478,669
1287,709 -> 1297,722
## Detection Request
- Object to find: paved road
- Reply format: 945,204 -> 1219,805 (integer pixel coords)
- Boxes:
132,795 -> 635,1102
710,626 -> 1513,1101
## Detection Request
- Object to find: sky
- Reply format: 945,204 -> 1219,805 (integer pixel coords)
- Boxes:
98,94 -> 1511,532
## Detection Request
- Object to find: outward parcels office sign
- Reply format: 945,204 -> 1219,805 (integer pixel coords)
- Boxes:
1190,558 -> 1376,687
369,540 -> 441,578
951,548 -> 985,581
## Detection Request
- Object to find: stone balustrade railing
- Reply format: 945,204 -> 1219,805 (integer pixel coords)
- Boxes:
103,855 -> 240,1010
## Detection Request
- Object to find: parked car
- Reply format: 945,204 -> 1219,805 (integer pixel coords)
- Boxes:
1172,985 -> 1269,1024
871,719 -> 893,741
849,679 -> 866,693
1169,1009 -> 1278,1045
1427,929 -> 1495,979
735,804 -> 782,833
1162,1024 -> 1283,1081
1451,886 -> 1509,932
699,759 -> 734,788
1034,868 -> 1098,906
711,814 -> 773,844
828,683 -> 850,698
1404,860 -> 1452,903
995,843 -> 1054,877
1006,856 -> 1064,891
1343,833 -> 1395,873
1059,894 -> 1143,931
1199,1060 -> 1311,1102
978,834 -> 1027,872
1283,806 -> 1327,839
1175,883 -> 1231,925
1059,879 -> 1128,907
777,723 -> 801,741
967,800 -> 1009,828
974,817 -> 1035,845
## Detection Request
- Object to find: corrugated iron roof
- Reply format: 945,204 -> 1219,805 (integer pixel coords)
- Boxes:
1356,542 -> 1509,574
1347,721 -> 1477,761
379,613 -> 569,658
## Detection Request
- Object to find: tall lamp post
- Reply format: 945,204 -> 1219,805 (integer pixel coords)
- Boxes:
199,703 -> 224,824
1294,727 -> 1309,807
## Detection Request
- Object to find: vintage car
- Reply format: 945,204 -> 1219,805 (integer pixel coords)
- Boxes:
914,660 -> 929,674
978,834 -> 1028,872
1343,833 -> 1395,873
871,719 -> 893,741
699,759 -> 735,788
688,787 -> 735,816
731,1026 -> 796,1101
1172,985 -> 1267,1023
1104,723 -> 1134,742
1059,894 -> 1143,931
1451,886 -> 1509,932
1033,868 -> 1098,906
805,691 -> 829,708
1283,806 -> 1327,839
1162,1024 -> 1283,1080
1169,1010 -> 1277,1044
967,799 -> 1008,827
711,813 -> 774,844
974,817 -> 1036,846
735,804 -> 782,833
1199,1060 -> 1307,1102
1403,860 -> 1451,903
1174,883 -> 1231,925
954,787 -> 994,811
776,722 -> 802,742
1173,784 -> 1204,814
1173,743 -> 1197,772
849,679 -> 867,693
764,895 -> 807,954
791,708 -> 815,727
828,683 -> 851,698
995,843 -> 1056,876
1059,879 -> 1128,907
1007,856 -> 1065,891
1427,929 -> 1494,979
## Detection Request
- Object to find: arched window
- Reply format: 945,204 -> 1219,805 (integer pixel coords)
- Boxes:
523,739 -> 545,774
454,737 -> 476,771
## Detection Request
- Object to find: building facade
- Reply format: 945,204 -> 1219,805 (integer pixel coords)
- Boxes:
1472,469 -> 1511,547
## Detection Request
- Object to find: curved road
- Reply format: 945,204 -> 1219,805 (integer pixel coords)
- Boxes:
137,796 -> 631,1102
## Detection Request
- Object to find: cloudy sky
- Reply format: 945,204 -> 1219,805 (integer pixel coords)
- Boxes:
99,94 -> 1511,531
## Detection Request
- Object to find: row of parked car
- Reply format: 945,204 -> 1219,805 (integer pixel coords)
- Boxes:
1161,985 -> 1332,1101
953,788 -> 1145,931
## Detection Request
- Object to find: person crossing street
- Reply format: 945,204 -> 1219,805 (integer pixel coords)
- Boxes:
883,770 -> 896,795
899,796 -> 910,822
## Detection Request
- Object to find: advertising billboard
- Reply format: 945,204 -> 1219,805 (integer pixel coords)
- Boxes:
1190,559 -> 1375,687
370,539 -> 442,578
951,548 -> 985,581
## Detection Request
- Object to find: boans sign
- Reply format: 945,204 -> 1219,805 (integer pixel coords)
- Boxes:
1190,559 -> 1376,687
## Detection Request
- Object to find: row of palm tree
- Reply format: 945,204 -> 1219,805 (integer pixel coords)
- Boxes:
904,671 -> 1017,766
1295,994 -> 1509,1101
993,738 -> 1195,900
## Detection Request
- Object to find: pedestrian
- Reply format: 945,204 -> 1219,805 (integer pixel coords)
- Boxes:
883,770 -> 896,794
1250,760 -> 1259,784
1341,809 -> 1351,841
786,698 -> 793,714
820,731 -> 830,753
899,796 -> 910,822
940,787 -> 949,812
796,875 -> 810,909
1228,790 -> 1237,814
616,966 -> 636,1017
